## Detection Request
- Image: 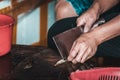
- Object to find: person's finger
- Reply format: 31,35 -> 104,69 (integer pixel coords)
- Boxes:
72,59 -> 78,64
74,43 -> 88,63
87,55 -> 92,61
68,42 -> 76,61
81,47 -> 91,63
68,41 -> 79,61
76,17 -> 85,27
84,21 -> 93,32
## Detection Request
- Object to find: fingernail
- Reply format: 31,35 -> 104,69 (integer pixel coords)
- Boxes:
72,60 -> 77,64
81,60 -> 85,63
76,58 -> 80,63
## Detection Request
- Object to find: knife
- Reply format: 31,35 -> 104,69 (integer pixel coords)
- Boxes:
53,26 -> 83,67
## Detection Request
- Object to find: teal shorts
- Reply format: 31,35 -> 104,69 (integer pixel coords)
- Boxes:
66,0 -> 93,15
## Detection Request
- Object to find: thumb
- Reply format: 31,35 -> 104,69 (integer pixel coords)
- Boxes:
84,22 -> 92,32
76,18 -> 85,27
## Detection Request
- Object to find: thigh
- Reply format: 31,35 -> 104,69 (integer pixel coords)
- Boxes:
96,36 -> 120,58
95,4 -> 120,58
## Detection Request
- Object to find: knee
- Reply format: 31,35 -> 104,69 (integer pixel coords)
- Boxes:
55,1 -> 70,16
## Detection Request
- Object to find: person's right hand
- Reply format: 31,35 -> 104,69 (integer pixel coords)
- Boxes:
77,8 -> 99,32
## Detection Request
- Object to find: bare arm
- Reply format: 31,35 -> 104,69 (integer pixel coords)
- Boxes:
68,0 -> 120,64
91,15 -> 120,45
77,0 -> 120,32
68,15 -> 120,63
92,0 -> 120,15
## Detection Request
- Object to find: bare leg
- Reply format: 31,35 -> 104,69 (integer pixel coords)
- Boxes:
55,0 -> 78,21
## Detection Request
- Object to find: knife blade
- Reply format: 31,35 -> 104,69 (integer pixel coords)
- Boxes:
53,26 -> 83,67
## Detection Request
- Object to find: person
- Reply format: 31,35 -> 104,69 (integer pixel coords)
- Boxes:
48,0 -> 120,64
55,0 -> 93,20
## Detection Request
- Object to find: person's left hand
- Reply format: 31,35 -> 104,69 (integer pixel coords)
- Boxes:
67,32 -> 99,64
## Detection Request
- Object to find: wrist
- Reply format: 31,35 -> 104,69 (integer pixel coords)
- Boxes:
90,1 -> 101,19
89,28 -> 103,45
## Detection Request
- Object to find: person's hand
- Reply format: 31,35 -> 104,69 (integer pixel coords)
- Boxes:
67,32 -> 99,64
77,8 -> 99,32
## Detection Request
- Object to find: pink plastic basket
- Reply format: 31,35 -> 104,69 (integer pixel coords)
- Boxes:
70,67 -> 120,80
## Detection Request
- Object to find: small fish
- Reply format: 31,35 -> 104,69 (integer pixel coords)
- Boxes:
24,63 -> 32,69
54,59 -> 67,66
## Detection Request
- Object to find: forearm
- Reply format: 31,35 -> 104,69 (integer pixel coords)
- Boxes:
90,15 -> 120,45
90,0 -> 120,16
